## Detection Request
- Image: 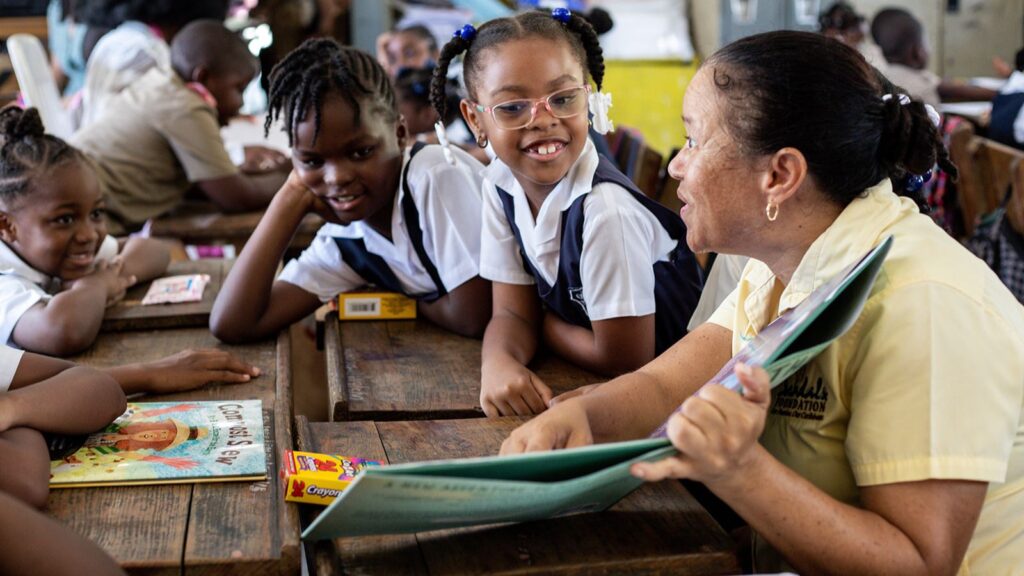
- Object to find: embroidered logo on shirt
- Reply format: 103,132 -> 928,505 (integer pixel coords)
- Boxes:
568,286 -> 587,314
771,369 -> 829,421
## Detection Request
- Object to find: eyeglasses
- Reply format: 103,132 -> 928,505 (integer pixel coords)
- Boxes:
473,85 -> 590,130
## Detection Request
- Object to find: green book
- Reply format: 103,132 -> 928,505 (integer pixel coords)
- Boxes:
302,236 -> 893,540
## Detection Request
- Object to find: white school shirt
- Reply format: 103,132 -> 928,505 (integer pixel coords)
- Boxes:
479,140 -> 678,321
1000,70 -> 1024,144
0,345 -> 25,393
278,145 -> 485,300
0,235 -> 118,347
80,21 -> 170,129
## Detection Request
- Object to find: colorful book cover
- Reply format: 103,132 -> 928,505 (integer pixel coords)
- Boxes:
50,400 -> 267,488
141,274 -> 210,305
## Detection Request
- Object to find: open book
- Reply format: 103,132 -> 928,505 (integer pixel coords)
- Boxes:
49,400 -> 267,488
302,237 -> 893,540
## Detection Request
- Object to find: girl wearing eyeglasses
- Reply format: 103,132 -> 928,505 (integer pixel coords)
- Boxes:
431,9 -> 704,418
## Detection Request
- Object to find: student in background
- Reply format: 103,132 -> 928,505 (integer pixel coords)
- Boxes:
431,10 -> 704,417
210,40 -> 491,343
394,66 -> 489,164
72,20 -> 288,236
75,0 -> 231,128
47,0 -> 87,98
0,107 -> 259,392
817,1 -> 886,70
990,48 -> 1024,150
376,25 -> 440,79
871,7 -> 997,109
503,31 -> 1023,574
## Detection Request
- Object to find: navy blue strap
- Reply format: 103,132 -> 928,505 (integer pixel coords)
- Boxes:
334,237 -> 405,293
401,141 -> 447,300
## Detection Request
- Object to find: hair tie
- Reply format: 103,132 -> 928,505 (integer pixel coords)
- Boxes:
551,7 -> 571,23
903,168 -> 933,193
453,24 -> 476,42
880,92 -> 941,128
434,120 -> 456,166
588,90 -> 613,135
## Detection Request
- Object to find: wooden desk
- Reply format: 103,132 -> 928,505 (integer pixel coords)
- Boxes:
50,328 -> 301,575
0,17 -> 48,39
149,201 -> 322,253
324,317 -> 603,421
102,259 -> 229,332
297,417 -> 740,575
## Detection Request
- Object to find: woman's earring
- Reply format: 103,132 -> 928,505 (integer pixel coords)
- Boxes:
476,133 -> 488,148
766,201 -> 779,222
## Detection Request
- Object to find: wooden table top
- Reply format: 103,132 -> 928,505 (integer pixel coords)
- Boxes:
50,328 -> 301,575
324,316 -> 604,421
297,417 -> 740,576
148,201 -> 322,251
102,259 -> 229,332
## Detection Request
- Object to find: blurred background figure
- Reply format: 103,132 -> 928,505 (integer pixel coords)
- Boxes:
818,1 -> 886,70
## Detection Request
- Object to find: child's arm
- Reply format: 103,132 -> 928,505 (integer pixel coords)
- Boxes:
11,261 -> 133,356
210,172 -> 324,343
0,352 -> 125,435
0,491 -> 126,574
117,237 -> 171,284
195,170 -> 289,214
543,313 -> 656,376
416,276 -> 492,338
479,282 -> 552,417
101,349 -> 260,395
0,427 -> 51,508
937,81 -> 998,102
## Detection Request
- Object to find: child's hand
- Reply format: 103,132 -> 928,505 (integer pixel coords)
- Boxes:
142,349 -> 261,394
240,145 -> 289,174
630,363 -> 771,486
69,259 -> 136,307
280,170 -> 342,224
480,356 -> 553,417
499,396 -> 594,455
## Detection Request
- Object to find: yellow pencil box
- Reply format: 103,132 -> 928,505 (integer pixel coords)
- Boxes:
281,450 -> 383,505
336,291 -> 416,320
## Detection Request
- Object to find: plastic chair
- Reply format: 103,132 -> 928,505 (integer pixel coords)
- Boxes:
7,33 -> 74,140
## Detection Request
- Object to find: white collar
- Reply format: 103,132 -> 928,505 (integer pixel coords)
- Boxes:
1001,70 -> 1024,95
0,241 -> 53,288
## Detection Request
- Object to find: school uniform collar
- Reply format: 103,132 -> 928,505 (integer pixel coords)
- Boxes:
0,241 -> 58,292
481,139 -> 598,246
739,180 -> 912,337
1001,70 -> 1024,95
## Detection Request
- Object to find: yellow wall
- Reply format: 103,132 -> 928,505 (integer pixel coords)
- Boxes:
602,59 -> 699,158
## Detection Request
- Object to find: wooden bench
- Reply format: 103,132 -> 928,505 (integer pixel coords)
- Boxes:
323,316 -> 602,422
949,125 -> 1024,237
297,416 -> 741,575
50,328 -> 301,575
101,259 -> 230,332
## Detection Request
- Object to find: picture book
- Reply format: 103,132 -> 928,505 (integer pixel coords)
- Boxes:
50,400 -> 267,488
141,274 -> 210,305
301,237 -> 893,540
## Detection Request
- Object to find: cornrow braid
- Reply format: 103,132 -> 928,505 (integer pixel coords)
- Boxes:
0,107 -> 81,203
265,38 -> 396,146
430,33 -> 472,125
431,9 -> 606,124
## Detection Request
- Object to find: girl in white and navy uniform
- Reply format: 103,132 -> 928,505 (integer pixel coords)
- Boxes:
431,11 -> 703,417
211,40 -> 491,343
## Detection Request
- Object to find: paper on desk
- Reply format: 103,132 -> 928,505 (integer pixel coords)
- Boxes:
141,274 -> 210,305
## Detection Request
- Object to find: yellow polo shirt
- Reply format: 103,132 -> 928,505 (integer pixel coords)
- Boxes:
708,180 -> 1024,574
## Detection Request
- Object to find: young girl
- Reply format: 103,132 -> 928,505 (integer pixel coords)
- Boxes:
430,9 -> 704,417
210,39 -> 491,343
0,107 -> 259,393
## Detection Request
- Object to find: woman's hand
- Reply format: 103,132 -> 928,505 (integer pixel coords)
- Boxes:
141,349 -> 261,394
631,363 -> 771,486
480,355 -> 553,417
500,397 -> 594,454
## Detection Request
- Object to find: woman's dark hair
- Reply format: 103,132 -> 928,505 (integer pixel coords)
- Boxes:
429,9 -> 604,124
0,107 -> 83,203
73,0 -> 230,30
705,30 -> 954,211
265,38 -> 396,146
396,67 -> 460,125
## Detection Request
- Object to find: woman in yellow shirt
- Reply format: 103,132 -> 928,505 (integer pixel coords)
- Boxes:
502,30 -> 1024,574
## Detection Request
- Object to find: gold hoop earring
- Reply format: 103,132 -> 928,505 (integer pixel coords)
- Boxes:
766,201 -> 779,222
476,134 -> 488,148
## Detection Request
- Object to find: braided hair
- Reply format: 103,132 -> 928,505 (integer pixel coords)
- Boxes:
265,38 -> 397,146
429,9 -> 604,124
706,30 -> 953,212
0,107 -> 83,205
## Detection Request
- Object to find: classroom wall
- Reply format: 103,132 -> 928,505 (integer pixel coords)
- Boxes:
686,0 -> 1024,77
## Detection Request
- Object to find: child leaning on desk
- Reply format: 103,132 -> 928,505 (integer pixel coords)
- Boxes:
210,40 -> 492,343
71,20 -> 289,236
0,107 -> 260,393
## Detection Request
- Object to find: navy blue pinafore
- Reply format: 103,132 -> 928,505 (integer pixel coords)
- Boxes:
332,142 -> 447,302
495,156 -> 703,353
